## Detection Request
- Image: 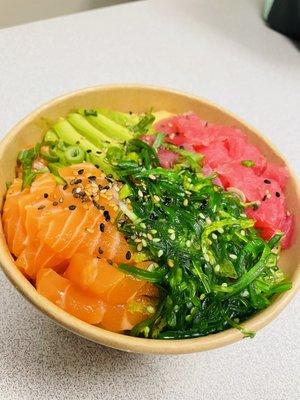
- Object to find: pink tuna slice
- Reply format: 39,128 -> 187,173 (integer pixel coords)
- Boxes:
157,149 -> 179,169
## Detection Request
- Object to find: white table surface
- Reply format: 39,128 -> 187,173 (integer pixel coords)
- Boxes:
0,1 -> 299,399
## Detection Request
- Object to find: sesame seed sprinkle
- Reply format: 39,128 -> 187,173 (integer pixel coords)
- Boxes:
170,233 -> 176,240
137,243 -> 143,252
126,251 -> 131,260
158,249 -> 164,257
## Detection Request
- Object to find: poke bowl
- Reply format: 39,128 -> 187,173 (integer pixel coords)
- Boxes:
0,84 -> 299,354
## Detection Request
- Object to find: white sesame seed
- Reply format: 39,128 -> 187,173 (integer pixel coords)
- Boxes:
204,253 -> 210,262
149,174 -> 156,180
137,243 -> 143,251
152,238 -> 161,243
221,282 -> 228,287
147,263 -> 155,271
240,230 -> 246,236
153,195 -> 160,203
146,306 -> 155,314
168,228 -> 175,234
234,318 -> 240,323
186,240 -> 191,248
147,233 -> 153,240
199,213 -> 205,219
138,189 -> 143,198
212,233 -> 217,240
170,233 -> 176,240
140,222 -> 146,229
205,217 -> 212,225
229,254 -> 237,260
214,265 -> 221,273
158,249 -> 164,257
241,289 -> 249,297
183,198 -> 188,206
167,259 -> 174,267
141,239 -> 147,247
200,293 -> 206,300
150,229 -> 157,234
218,228 -> 224,234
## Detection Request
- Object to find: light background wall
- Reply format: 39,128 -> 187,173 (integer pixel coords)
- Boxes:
0,0 -> 134,28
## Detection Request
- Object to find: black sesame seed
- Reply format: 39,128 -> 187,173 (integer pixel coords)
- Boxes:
107,259 -> 113,265
262,194 -> 267,202
63,184 -> 68,190
88,175 -> 97,181
252,203 -> 259,211
149,212 -> 158,221
107,174 -> 113,179
93,201 -> 104,210
74,179 -> 82,184
95,165 -> 99,169
275,191 -> 281,197
103,210 -> 110,221
53,201 -> 58,206
69,205 -> 76,210
126,251 -> 131,260
76,141 -> 80,145
264,179 -> 271,184
163,197 -> 172,206
129,111 -> 133,115
78,169 -> 84,175
43,193 -> 49,198
200,198 -> 208,210
99,223 -> 105,232
98,247 -> 104,254
96,151 -> 101,155
38,205 -> 46,210
86,149 -> 92,153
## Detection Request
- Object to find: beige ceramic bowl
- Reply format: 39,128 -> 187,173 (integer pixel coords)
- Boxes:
0,85 -> 299,354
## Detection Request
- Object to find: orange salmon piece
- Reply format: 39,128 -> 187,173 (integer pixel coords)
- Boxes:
36,268 -> 105,324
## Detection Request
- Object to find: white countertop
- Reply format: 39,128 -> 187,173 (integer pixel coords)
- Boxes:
0,1 -> 299,399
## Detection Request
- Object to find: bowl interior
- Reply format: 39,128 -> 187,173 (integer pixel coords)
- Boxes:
0,85 -> 299,354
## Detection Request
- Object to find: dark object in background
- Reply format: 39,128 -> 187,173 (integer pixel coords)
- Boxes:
263,0 -> 300,40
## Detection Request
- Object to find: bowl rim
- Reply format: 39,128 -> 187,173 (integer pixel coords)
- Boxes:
0,83 -> 299,355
